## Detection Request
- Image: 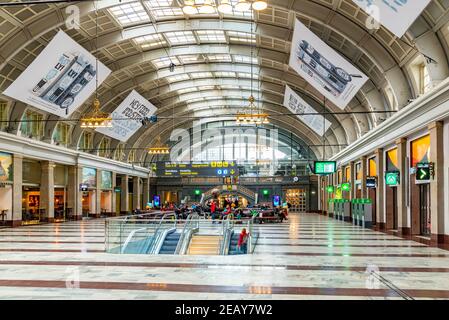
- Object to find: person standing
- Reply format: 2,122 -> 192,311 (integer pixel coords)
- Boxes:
237,228 -> 249,254
211,200 -> 217,224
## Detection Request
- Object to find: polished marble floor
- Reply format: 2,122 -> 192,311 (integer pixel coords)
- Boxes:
0,213 -> 449,300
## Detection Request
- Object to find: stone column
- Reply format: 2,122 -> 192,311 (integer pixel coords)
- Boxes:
349,161 -> 356,200
11,154 -> 23,227
375,148 -> 385,229
111,172 -> 117,215
95,169 -> 101,216
40,161 -> 55,222
360,156 -> 367,198
143,177 -> 150,208
396,138 -> 409,235
67,165 -> 82,220
133,177 -> 141,210
120,175 -> 129,214
429,121 -> 445,244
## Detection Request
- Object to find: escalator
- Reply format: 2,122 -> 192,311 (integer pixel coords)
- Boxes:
158,232 -> 181,254
187,235 -> 221,255
228,232 -> 240,255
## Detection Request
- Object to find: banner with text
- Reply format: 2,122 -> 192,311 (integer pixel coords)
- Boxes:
283,85 -> 331,136
289,18 -> 368,109
4,30 -> 111,118
96,90 -> 157,142
352,0 -> 431,38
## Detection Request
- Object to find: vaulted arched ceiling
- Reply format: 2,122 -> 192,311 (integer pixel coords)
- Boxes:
1,0 -> 449,166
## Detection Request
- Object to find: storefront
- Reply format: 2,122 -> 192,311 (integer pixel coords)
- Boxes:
409,135 -> 431,237
0,151 -> 13,226
385,148 -> 399,231
54,164 -> 68,222
81,167 -> 97,216
285,189 -> 306,212
22,159 -> 41,225
100,171 -> 113,213
367,157 -> 377,225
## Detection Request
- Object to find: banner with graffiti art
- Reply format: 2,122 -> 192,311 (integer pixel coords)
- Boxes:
352,0 -> 431,38
289,18 -> 368,109
3,30 -> 111,118
283,85 -> 331,136
96,90 -> 157,142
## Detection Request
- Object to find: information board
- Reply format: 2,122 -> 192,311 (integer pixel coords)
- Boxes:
156,162 -> 239,177
314,161 -> 337,175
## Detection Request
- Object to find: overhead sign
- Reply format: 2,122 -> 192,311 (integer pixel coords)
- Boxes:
314,161 -> 337,175
416,163 -> 431,182
352,0 -> 431,38
366,176 -> 377,188
385,171 -> 399,186
79,184 -> 88,192
326,186 -> 334,193
283,85 -> 332,136
289,19 -> 368,109
156,162 -> 239,177
4,30 -> 111,118
341,183 -> 351,192
96,90 -> 157,142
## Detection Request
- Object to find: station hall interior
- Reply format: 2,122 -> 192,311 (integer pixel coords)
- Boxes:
1,0 -> 449,301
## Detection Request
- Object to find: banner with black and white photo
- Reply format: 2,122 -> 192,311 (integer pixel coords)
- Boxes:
289,18 -> 368,110
352,0 -> 431,38
3,30 -> 111,118
283,85 -> 331,137
96,90 -> 157,142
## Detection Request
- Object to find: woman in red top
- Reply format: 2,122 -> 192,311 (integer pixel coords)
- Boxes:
237,228 -> 249,254
210,201 -> 217,223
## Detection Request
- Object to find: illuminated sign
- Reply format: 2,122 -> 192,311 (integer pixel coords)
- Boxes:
194,189 -> 201,196
156,162 -> 239,177
326,186 -> 334,193
153,195 -> 161,207
272,195 -> 281,207
262,189 -> 269,196
416,163 -> 431,181
341,183 -> 351,192
385,172 -> 399,186
366,177 -> 377,188
314,161 -> 337,175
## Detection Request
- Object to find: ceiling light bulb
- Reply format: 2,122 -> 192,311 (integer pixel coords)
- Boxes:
235,0 -> 251,11
218,0 -> 233,13
199,4 -> 215,14
252,0 -> 267,11
183,5 -> 198,15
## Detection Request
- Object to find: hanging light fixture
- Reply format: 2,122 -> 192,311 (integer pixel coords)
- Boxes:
148,135 -> 170,155
199,0 -> 215,14
182,0 -> 198,14
80,1 -> 112,129
252,0 -> 268,11
217,0 -> 233,13
235,0 -> 251,12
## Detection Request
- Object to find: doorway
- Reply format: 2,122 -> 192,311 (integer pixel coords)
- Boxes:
419,183 -> 431,236
368,188 -> 377,225
386,186 -> 398,230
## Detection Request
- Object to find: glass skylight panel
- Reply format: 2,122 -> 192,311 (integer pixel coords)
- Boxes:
150,7 -> 184,18
151,56 -> 180,68
208,54 -> 232,62
197,30 -> 226,43
227,31 -> 256,43
179,55 -> 201,64
165,31 -> 196,45
146,0 -> 173,7
109,2 -> 150,25
178,87 -> 198,94
214,71 -> 236,77
238,72 -> 259,79
220,85 -> 239,90
198,86 -> 215,90
233,55 -> 258,64
166,74 -> 190,83
134,34 -> 166,49
190,72 -> 213,79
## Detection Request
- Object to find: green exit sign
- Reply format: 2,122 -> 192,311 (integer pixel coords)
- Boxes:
262,189 -> 269,196
194,189 -> 201,195
385,172 -> 399,186
341,183 -> 350,191
416,163 -> 431,181
314,161 -> 337,175
326,186 -> 334,193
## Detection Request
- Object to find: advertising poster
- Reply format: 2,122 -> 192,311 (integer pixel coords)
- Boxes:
283,85 -> 331,136
96,90 -> 157,142
3,30 -> 111,118
0,152 -> 13,182
101,171 -> 112,189
82,167 -> 97,187
289,18 -> 368,110
352,0 -> 431,38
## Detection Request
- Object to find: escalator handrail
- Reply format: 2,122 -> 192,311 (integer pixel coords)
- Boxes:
120,227 -> 148,254
175,213 -> 199,254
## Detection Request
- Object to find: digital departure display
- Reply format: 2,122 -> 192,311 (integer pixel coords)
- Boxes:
155,162 -> 239,177
314,161 -> 337,174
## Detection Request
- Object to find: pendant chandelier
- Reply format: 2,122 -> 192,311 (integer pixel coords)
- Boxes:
148,136 -> 170,155
80,1 -> 112,129
181,0 -> 268,15
236,95 -> 269,125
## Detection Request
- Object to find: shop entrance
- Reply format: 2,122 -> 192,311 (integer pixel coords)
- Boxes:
419,183 -> 431,236
54,187 -> 66,222
368,188 -> 377,225
285,189 -> 306,212
82,190 -> 96,217
386,186 -> 398,230
0,184 -> 12,226
22,186 -> 41,225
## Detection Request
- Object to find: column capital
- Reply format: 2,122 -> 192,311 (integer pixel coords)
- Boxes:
13,153 -> 23,160
374,148 -> 383,155
360,155 -> 367,161
395,137 -> 407,145
428,121 -> 443,130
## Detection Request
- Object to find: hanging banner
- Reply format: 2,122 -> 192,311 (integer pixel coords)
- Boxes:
283,85 -> 331,136
3,30 -> 111,118
96,90 -> 157,142
352,0 -> 431,38
289,19 -> 368,110
0,152 -> 13,182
